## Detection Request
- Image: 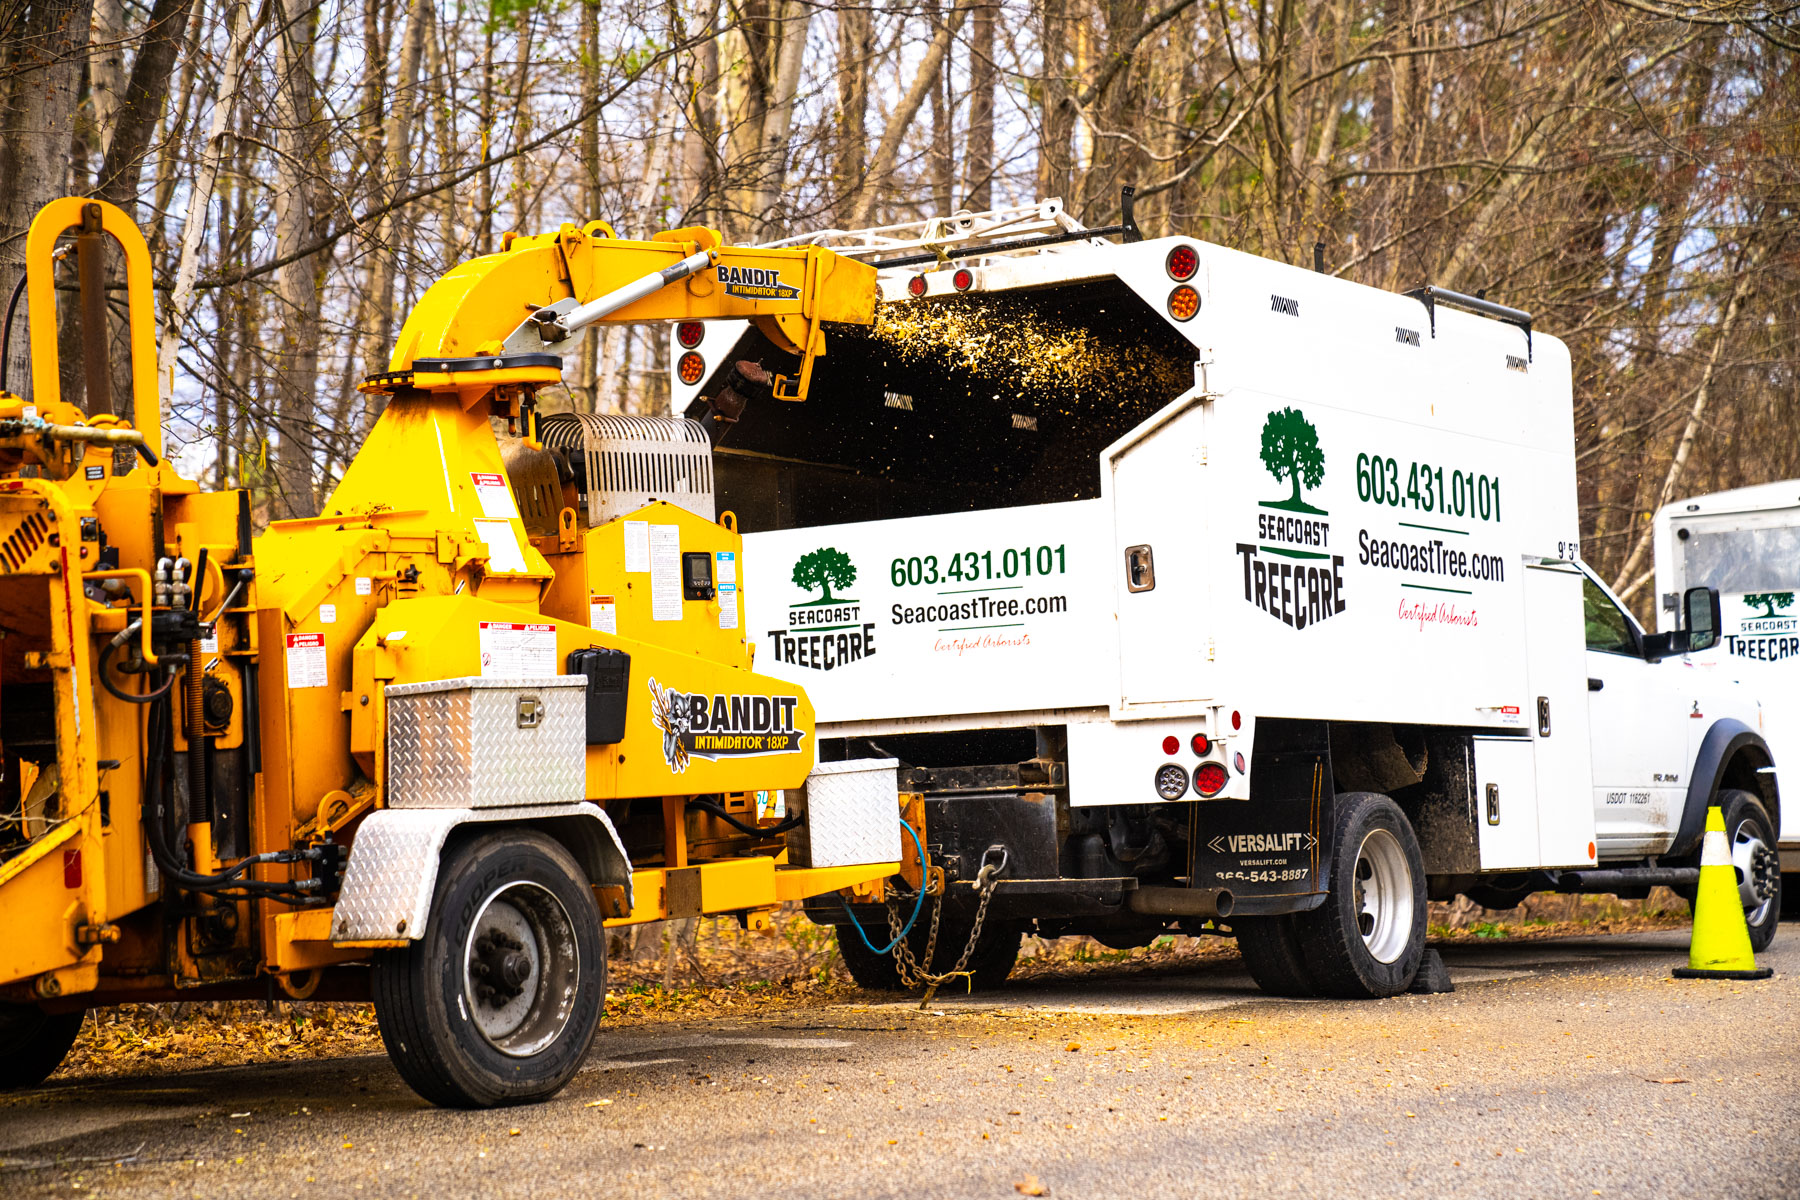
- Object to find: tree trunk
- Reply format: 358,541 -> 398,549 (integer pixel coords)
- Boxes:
0,0 -> 95,399
92,0 -> 193,213
269,0 -> 326,518
832,4 -> 870,225
87,0 -> 124,154
750,0 -> 812,238
964,2 -> 995,210
851,4 -> 968,228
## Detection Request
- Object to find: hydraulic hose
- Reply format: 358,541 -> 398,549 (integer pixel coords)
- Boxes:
97,630 -> 177,704
686,795 -> 805,836
833,817 -> 930,956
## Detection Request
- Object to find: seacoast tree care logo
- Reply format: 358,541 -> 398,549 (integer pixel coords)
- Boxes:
648,676 -> 805,774
768,546 -> 877,671
1726,590 -> 1799,663
1236,407 -> 1346,630
718,265 -> 799,301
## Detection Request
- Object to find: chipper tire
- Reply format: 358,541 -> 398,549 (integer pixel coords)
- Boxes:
0,1004 -> 84,1090
1293,793 -> 1427,999
371,830 -> 604,1108
836,919 -> 1022,993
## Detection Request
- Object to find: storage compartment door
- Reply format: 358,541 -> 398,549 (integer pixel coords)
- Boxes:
1473,736 -> 1539,870
1523,561 -> 1597,866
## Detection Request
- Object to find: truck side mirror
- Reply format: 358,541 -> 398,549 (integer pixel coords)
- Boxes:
1683,586 -> 1720,653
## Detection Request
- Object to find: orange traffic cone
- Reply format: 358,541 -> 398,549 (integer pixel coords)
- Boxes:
1673,806 -> 1774,980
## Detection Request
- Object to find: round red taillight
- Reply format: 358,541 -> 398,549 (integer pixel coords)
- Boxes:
1231,710 -> 1242,731
676,321 -> 704,349
907,275 -> 928,297
1191,733 -> 1211,757
1194,761 -> 1229,797
1167,285 -> 1200,321
952,268 -> 974,291
677,352 -> 706,385
1162,735 -> 1180,756
1165,244 -> 1198,281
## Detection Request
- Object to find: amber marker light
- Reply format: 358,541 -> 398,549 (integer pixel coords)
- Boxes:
677,352 -> 706,385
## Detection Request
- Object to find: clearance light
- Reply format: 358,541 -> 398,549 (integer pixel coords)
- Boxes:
676,321 -> 704,349
907,275 -> 928,297
952,268 -> 975,291
1234,751 -> 1246,774
1165,243 -> 1199,281
1194,761 -> 1229,797
1155,763 -> 1190,801
1167,285 -> 1200,321
1231,710 -> 1242,731
1191,733 -> 1211,757
677,352 -> 706,385
1162,735 -> 1180,756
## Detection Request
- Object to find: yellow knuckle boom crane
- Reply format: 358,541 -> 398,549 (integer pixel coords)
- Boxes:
0,198 -> 900,1106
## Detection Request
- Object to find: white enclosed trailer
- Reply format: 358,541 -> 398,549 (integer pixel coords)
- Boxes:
665,198 -> 1780,997
1654,480 -> 1800,913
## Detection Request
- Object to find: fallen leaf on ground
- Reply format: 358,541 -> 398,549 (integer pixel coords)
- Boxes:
1015,1176 -> 1048,1196
1645,1078 -> 1689,1085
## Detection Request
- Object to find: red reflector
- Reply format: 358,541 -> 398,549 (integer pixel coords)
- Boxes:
1165,244 -> 1199,281
1234,751 -> 1246,774
677,352 -> 706,386
1162,735 -> 1180,756
952,268 -> 974,292
63,848 -> 81,888
1194,761 -> 1229,797
1231,710 -> 1242,731
907,275 -> 928,297
676,321 -> 704,349
1190,733 -> 1211,757
1167,285 -> 1200,321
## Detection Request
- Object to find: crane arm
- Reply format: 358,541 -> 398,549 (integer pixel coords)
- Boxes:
388,222 -> 878,401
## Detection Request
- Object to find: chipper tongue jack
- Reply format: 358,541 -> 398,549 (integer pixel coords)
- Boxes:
0,196 -> 918,1108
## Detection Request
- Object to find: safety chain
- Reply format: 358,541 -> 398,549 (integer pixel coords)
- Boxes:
884,847 -> 1007,1008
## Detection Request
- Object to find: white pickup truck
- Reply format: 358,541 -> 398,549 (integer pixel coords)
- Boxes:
665,196 -> 1781,998
1654,479 -> 1800,919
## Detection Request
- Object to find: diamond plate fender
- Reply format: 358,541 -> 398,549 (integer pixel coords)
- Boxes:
332,803 -> 633,942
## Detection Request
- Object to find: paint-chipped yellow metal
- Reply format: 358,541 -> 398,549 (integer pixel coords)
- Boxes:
0,199 -> 897,1009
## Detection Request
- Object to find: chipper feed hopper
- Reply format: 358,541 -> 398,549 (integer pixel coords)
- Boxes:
0,197 -> 907,1107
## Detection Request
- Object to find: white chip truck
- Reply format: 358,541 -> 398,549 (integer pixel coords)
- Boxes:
1654,479 -> 1800,918
662,196 -> 1780,998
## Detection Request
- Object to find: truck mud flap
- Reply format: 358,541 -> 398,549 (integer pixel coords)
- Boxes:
1188,717 -> 1329,914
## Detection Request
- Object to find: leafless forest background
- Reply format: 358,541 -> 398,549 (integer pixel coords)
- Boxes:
0,0 -> 1795,605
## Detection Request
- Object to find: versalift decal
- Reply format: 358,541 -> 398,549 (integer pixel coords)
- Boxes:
718,264 -> 799,301
768,546 -> 876,670
648,676 -> 805,774
1237,406 -> 1346,630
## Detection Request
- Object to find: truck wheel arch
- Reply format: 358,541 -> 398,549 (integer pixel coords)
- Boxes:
332,804 -> 633,943
1670,720 -> 1776,861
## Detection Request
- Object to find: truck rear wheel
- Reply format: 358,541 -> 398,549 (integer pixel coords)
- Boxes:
1294,793 -> 1426,998
0,1004 -> 84,1090
1234,915 -> 1315,997
370,831 -> 605,1108
835,918 -> 1021,992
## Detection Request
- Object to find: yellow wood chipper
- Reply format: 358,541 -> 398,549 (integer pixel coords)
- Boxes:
0,197 -> 917,1107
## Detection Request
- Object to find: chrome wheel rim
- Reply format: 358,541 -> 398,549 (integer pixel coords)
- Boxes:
463,881 -> 581,1058
1732,823 -> 1779,927
1353,828 -> 1414,965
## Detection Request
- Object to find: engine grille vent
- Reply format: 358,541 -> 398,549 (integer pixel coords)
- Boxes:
538,413 -> 715,525
0,511 -> 52,573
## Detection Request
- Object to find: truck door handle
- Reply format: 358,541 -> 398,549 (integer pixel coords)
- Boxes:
1124,544 -> 1155,593
1587,677 -> 1604,692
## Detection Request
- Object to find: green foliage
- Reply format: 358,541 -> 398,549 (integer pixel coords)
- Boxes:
1744,591 -> 1795,619
1259,407 -> 1326,510
1470,921 -> 1509,939
792,547 -> 857,603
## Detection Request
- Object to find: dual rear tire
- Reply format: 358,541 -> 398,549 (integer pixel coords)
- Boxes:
1236,792 -> 1427,999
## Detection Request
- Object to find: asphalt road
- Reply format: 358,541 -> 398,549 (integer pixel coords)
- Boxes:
4,930 -> 1796,1199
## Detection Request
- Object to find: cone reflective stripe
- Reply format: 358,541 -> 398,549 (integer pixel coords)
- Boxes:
1672,806 -> 1774,980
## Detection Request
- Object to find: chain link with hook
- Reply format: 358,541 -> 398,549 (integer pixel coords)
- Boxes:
884,845 -> 1008,1008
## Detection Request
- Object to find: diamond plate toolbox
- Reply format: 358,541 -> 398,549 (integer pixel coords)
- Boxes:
791,758 -> 901,868
385,676 -> 587,808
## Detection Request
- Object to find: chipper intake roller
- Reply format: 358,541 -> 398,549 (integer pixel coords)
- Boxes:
0,197 -> 905,1108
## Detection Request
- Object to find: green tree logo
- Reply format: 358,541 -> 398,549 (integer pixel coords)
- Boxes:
1259,407 -> 1327,514
792,547 -> 857,604
1744,591 -> 1795,619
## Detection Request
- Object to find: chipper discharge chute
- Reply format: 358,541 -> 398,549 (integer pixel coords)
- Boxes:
0,197 -> 916,1107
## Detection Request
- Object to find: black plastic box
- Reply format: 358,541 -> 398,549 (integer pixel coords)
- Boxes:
565,646 -> 631,744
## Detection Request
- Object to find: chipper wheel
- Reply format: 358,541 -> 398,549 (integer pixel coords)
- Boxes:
371,830 -> 605,1108
0,1003 -> 85,1090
